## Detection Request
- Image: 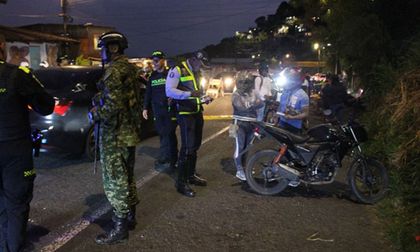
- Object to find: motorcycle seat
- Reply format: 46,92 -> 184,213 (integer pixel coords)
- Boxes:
261,123 -> 309,144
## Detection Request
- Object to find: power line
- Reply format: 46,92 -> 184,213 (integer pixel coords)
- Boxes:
129,3 -> 272,36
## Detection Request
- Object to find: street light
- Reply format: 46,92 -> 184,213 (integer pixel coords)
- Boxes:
313,42 -> 321,73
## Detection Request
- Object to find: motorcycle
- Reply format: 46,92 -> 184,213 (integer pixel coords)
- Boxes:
243,116 -> 389,204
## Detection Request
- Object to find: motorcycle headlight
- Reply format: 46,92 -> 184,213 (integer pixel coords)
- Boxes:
275,74 -> 287,88
224,77 -> 233,87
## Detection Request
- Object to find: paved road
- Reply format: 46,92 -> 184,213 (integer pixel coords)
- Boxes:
27,95 -> 393,252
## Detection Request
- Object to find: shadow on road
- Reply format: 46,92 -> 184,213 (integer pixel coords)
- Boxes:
26,224 -> 50,250
137,146 -> 160,159
34,152 -> 89,170
219,157 -> 357,203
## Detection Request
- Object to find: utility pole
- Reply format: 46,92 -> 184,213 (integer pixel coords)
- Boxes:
59,0 -> 73,58
60,0 -> 69,36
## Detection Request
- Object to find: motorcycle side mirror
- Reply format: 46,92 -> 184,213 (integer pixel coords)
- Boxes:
72,83 -> 87,93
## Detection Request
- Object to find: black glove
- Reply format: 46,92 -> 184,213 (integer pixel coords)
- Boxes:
92,94 -> 103,107
88,108 -> 100,124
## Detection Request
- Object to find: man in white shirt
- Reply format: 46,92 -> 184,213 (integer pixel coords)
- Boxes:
254,63 -> 272,121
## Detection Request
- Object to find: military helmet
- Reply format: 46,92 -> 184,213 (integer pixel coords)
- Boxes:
97,31 -> 128,50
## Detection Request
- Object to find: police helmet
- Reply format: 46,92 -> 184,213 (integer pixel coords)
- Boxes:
236,78 -> 254,94
194,50 -> 209,62
283,67 -> 302,89
97,31 -> 128,51
258,63 -> 269,73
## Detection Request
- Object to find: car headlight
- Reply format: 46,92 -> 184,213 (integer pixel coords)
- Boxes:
224,77 -> 233,87
200,77 -> 207,87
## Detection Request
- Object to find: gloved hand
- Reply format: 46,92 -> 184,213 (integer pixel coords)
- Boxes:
190,90 -> 201,97
92,93 -> 103,107
88,107 -> 100,124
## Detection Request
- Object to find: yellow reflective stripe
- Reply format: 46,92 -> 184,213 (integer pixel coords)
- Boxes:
24,169 -> 36,177
18,66 -> 31,74
180,76 -> 194,82
175,66 -> 181,75
182,62 -> 198,90
181,62 -> 201,112
171,117 -> 177,121
179,111 -> 198,115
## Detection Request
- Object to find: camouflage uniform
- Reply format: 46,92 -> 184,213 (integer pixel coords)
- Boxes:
96,55 -> 141,218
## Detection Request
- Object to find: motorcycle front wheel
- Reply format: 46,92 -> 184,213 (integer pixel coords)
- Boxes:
245,149 -> 289,195
348,157 -> 389,204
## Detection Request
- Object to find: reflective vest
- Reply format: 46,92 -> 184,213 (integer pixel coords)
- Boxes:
174,62 -> 202,114
0,61 -> 31,142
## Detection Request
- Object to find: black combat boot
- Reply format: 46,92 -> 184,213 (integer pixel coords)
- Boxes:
187,155 -> 207,186
127,206 -> 137,230
95,216 -> 128,245
175,158 -> 195,197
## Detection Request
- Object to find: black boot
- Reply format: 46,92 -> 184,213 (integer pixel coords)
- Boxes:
187,155 -> 207,186
95,217 -> 128,245
127,206 -> 136,230
175,158 -> 195,197
188,174 -> 207,186
176,181 -> 195,197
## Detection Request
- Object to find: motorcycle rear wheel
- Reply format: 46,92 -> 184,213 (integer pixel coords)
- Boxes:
245,149 -> 289,195
348,157 -> 389,204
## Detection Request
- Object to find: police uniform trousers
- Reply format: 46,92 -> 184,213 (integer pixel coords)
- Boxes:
100,133 -> 139,219
0,138 -> 35,252
152,102 -> 178,164
176,112 -> 204,182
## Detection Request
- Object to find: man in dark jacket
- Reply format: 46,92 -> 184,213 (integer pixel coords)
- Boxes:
321,74 -> 349,122
142,51 -> 178,171
0,34 -> 55,252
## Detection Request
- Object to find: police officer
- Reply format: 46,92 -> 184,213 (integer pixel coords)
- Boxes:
0,34 -> 55,252
165,51 -> 209,197
142,51 -> 178,171
90,31 -> 142,244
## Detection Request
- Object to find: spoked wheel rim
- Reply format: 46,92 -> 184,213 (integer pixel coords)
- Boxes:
350,158 -> 389,204
246,150 -> 289,195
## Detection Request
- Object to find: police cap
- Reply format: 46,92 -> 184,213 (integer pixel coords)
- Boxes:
151,50 -> 165,59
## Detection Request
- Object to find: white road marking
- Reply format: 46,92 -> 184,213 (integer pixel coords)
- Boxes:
40,125 -> 229,252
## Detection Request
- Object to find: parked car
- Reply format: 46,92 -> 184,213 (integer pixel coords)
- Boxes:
205,80 -> 224,98
30,66 -> 154,160
205,72 -> 237,98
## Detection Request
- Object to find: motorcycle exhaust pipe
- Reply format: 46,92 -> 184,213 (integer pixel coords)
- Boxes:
275,163 -> 301,182
278,163 -> 301,177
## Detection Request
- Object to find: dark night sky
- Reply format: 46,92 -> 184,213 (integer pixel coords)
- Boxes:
0,0 -> 283,57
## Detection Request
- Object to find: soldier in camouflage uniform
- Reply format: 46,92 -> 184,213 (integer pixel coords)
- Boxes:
89,31 -> 142,245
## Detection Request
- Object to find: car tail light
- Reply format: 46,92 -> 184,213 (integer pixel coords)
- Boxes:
54,100 -> 73,116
